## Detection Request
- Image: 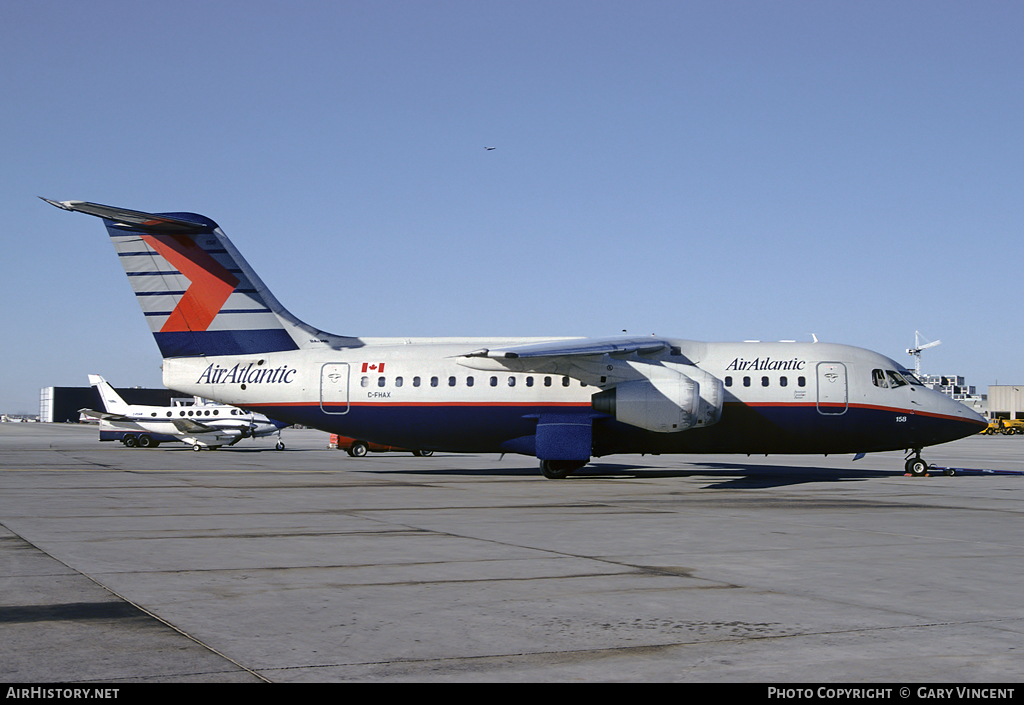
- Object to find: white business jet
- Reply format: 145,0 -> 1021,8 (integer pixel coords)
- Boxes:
82,374 -> 288,451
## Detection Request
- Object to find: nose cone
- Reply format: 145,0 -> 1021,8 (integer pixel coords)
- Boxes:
918,389 -> 988,446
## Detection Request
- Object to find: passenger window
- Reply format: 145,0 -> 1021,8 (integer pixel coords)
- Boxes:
361,376 -> 369,387
430,376 -> 439,387
743,377 -> 751,387
872,369 -> 888,388
467,376 -> 474,387
544,376 -> 552,387
413,376 -> 421,387
508,376 -> 516,387
798,376 -> 806,387
526,377 -> 534,387
562,377 -> 570,387
761,376 -> 769,387
448,376 -> 456,387
378,377 -> 386,387
725,376 -> 732,387
780,377 -> 788,387
395,377 -> 403,388
490,376 -> 497,387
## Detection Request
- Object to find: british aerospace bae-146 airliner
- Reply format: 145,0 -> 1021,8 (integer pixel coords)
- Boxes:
45,198 -> 986,478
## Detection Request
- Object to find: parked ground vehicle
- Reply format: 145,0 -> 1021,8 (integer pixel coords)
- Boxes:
329,434 -> 434,457
980,419 -> 1024,435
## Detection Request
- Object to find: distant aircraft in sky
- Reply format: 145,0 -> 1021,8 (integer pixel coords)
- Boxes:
82,374 -> 289,451
485,146 -> 495,150
47,198 -> 985,477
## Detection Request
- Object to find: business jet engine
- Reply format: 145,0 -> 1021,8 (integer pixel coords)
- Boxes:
591,366 -> 724,433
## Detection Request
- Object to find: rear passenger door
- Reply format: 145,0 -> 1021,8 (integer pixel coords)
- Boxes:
320,363 -> 350,414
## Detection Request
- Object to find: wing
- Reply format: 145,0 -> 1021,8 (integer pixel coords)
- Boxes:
457,336 -> 676,386
169,418 -> 221,434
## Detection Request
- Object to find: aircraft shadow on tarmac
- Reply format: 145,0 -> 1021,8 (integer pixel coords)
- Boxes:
357,459 -> 899,489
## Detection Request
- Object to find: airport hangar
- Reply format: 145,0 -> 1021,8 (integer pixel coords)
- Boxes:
39,385 -> 178,423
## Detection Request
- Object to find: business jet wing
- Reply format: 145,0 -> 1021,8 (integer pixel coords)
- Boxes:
169,417 -> 226,434
458,336 -> 673,382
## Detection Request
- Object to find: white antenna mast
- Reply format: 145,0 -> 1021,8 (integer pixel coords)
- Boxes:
907,331 -> 941,377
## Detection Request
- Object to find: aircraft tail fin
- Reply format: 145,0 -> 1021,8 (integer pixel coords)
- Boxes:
44,199 -> 357,358
88,374 -> 130,414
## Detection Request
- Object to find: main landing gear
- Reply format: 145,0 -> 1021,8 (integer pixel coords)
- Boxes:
539,460 -> 587,479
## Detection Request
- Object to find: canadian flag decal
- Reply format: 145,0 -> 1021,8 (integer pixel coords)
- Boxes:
361,362 -> 386,373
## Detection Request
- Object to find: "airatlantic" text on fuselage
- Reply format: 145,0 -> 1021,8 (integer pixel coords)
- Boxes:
196,363 -> 297,385
725,357 -> 807,372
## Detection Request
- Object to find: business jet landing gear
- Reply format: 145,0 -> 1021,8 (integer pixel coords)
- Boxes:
905,450 -> 930,477
540,459 -> 586,479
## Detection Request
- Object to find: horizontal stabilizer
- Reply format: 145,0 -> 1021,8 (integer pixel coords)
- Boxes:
78,408 -> 132,422
40,198 -> 213,234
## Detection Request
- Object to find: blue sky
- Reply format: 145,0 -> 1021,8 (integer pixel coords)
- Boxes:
3,1 -> 1022,414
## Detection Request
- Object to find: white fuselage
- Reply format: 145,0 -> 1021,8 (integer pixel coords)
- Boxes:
163,338 -> 983,457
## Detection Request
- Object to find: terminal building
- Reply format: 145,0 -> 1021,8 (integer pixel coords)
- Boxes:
919,374 -> 1024,421
985,385 -> 1024,421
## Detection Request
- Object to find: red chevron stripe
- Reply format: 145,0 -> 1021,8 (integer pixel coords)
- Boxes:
141,233 -> 240,333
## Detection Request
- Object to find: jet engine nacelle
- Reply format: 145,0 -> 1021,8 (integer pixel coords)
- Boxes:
591,367 -> 724,433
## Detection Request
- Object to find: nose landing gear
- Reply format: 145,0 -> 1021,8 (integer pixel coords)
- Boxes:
904,450 -> 956,476
905,450 -> 930,477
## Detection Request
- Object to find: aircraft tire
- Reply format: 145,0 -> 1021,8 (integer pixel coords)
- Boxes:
276,441 -> 285,450
906,457 -> 929,476
540,459 -> 585,479
413,450 -> 433,457
138,434 -> 153,448
350,442 -> 369,457
192,444 -> 202,452
123,435 -> 137,448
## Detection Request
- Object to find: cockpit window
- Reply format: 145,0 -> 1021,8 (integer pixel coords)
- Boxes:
899,369 -> 924,386
886,370 -> 908,388
875,367 -> 924,389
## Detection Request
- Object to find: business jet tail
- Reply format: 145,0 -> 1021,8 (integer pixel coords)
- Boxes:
87,374 -> 130,414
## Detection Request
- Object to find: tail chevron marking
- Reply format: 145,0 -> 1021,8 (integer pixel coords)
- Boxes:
44,197 -> 362,358
141,233 -> 240,333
